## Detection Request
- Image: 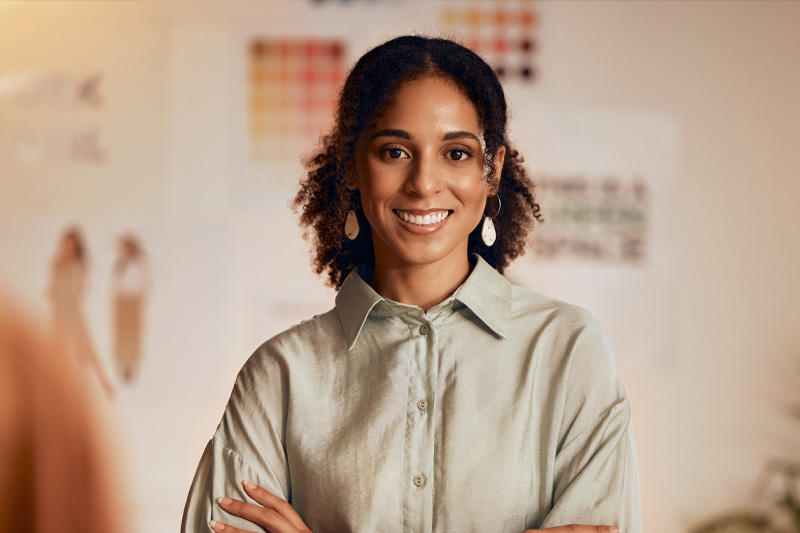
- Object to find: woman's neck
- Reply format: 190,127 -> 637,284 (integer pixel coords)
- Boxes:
370,256 -> 472,312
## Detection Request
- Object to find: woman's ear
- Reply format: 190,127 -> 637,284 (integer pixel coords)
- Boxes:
345,158 -> 362,191
345,173 -> 358,191
489,146 -> 506,195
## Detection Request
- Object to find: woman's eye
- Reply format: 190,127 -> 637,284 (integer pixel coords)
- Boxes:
447,149 -> 472,161
380,147 -> 409,160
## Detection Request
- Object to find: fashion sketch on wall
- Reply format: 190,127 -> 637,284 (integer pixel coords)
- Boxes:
112,233 -> 149,385
47,226 -> 114,398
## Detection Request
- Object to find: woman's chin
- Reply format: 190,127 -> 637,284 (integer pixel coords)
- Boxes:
375,242 -> 468,270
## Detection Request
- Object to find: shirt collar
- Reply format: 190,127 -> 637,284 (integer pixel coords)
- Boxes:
335,254 -> 512,350
454,254 -> 512,339
334,264 -> 383,351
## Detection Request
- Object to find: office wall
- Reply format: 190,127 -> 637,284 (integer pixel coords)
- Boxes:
1,1 -> 799,531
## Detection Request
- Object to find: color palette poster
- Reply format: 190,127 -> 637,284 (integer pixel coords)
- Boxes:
247,38 -> 345,182
531,175 -> 650,265
439,0 -> 539,83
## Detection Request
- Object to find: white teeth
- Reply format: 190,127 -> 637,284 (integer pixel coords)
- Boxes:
395,210 -> 450,226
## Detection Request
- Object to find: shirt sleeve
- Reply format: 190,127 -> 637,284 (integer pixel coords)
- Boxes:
181,345 -> 291,533
538,312 -> 643,532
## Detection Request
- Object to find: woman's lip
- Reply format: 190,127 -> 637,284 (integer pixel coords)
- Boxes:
393,210 -> 451,234
393,208 -> 451,216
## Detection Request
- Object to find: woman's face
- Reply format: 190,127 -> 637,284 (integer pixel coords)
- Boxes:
350,76 -> 504,272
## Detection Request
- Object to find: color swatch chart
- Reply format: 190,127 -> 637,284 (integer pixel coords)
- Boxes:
530,174 -> 651,265
439,0 -> 539,83
247,38 -> 345,173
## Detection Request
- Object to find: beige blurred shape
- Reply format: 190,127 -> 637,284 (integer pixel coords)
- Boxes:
0,300 -> 125,533
113,233 -> 149,386
48,226 -> 114,398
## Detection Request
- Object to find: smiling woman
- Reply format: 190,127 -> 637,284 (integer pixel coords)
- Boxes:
295,35 -> 541,293
182,36 -> 641,533
351,76 -> 505,310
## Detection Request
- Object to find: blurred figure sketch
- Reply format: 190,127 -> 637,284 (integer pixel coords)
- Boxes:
112,233 -> 149,384
47,226 -> 114,398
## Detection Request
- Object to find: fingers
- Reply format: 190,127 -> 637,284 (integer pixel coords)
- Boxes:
241,481 -> 310,531
215,497 -> 294,533
208,519 -> 256,533
213,481 -> 310,533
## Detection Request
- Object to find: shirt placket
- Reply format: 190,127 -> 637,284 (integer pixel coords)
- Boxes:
402,312 -> 438,533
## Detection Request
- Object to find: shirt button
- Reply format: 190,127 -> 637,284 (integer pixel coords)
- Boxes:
413,474 -> 425,488
419,324 -> 430,335
417,399 -> 428,412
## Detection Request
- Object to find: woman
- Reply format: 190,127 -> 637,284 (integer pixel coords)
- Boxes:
182,36 -> 640,533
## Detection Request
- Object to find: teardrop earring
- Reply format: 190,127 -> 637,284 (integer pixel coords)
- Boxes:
481,196 -> 501,247
344,200 -> 361,240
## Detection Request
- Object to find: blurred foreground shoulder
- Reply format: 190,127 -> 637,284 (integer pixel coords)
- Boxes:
0,302 -> 124,533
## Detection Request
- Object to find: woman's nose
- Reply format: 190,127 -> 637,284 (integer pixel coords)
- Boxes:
403,154 -> 443,196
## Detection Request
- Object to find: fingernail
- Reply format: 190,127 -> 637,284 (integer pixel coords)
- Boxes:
216,497 -> 232,506
610,528 -> 621,533
243,480 -> 257,490
209,520 -> 225,532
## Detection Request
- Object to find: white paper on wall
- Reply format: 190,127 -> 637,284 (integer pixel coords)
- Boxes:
507,104 -> 679,368
0,25 -> 170,215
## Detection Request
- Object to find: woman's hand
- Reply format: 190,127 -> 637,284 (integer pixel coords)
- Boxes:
207,482 -> 619,533
524,527 -> 620,533
209,481 -> 311,533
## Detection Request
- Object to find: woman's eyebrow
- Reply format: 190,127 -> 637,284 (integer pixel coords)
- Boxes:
441,131 -> 480,141
370,129 -> 480,141
371,129 -> 411,140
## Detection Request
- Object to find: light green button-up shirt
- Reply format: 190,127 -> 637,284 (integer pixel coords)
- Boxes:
182,255 -> 642,532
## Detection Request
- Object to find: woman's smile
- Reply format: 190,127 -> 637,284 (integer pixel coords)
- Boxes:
393,209 -> 452,232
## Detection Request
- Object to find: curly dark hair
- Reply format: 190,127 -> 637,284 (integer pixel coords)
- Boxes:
294,35 -> 542,289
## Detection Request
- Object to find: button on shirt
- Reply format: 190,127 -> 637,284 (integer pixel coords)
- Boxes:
181,255 -> 642,532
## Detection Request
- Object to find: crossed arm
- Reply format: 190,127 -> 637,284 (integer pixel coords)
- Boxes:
208,481 -> 622,533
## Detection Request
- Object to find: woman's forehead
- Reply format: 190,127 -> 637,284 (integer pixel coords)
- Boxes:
371,77 -> 482,136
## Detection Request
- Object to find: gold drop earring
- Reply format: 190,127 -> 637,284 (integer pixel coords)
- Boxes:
345,198 -> 361,240
481,196 -> 501,247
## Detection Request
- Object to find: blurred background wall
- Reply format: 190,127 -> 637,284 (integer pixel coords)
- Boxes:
1,1 -> 799,531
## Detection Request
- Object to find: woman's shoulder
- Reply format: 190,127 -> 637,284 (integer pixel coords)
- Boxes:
506,282 -> 626,411
239,307 -> 343,372
508,282 -> 603,331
